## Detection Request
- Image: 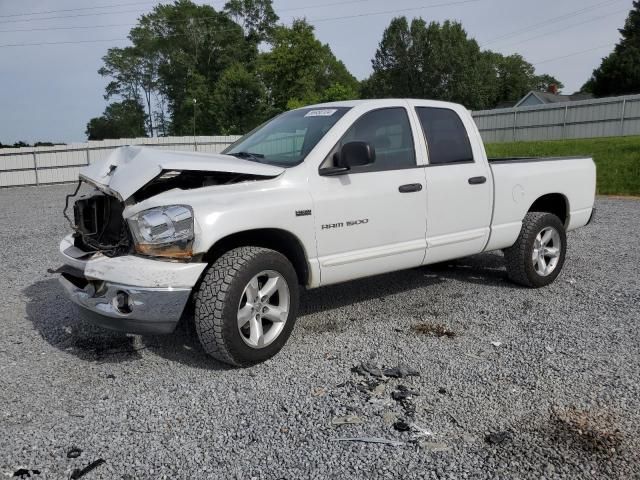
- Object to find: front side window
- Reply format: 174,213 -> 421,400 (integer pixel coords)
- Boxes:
416,107 -> 474,165
224,107 -> 350,167
333,107 -> 416,172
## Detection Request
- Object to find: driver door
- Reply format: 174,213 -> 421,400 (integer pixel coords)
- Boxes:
309,106 -> 427,286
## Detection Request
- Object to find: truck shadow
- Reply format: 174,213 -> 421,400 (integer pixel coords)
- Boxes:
23,252 -> 510,369
22,278 -> 228,370
300,251 -> 510,316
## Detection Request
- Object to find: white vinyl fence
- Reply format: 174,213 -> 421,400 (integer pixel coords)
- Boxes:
4,94 -> 640,187
0,135 -> 241,188
472,93 -> 640,143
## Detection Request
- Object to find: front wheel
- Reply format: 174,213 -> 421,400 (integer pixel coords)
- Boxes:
194,246 -> 299,366
504,212 -> 567,288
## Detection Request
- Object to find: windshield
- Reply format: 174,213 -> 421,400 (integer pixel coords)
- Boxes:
223,107 -> 351,167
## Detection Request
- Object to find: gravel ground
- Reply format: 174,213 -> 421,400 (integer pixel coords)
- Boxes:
1,184 -> 639,480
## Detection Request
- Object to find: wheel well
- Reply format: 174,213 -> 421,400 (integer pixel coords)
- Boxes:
528,193 -> 568,225
202,229 -> 309,285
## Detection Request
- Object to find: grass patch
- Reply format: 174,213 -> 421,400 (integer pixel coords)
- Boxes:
485,136 -> 640,196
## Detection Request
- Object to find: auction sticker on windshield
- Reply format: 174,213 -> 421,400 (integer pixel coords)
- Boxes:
305,109 -> 338,117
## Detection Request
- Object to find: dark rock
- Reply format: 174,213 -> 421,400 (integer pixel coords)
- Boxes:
485,431 -> 510,445
393,419 -> 411,432
67,447 -> 82,459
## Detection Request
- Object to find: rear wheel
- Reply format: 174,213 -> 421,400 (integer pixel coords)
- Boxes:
194,246 -> 299,366
504,212 -> 567,288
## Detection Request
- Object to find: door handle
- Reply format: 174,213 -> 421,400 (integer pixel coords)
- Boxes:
398,183 -> 423,193
468,176 -> 487,185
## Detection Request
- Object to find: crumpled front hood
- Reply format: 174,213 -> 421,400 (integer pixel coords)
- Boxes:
80,146 -> 285,201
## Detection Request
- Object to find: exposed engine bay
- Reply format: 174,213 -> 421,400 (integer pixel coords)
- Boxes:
132,169 -> 273,202
65,182 -> 131,257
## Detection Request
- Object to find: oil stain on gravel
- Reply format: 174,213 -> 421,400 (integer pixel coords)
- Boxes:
550,406 -> 624,454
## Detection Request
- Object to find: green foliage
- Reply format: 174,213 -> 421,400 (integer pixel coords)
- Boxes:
224,0 -> 279,44
91,3 -> 564,137
214,63 -> 268,134
85,100 -> 147,140
488,54 -> 564,105
321,83 -> 359,103
133,0 -> 250,135
486,137 -> 640,196
583,1 -> 640,96
0,141 -> 30,148
259,20 -> 359,111
364,17 -> 563,109
532,74 -> 564,93
99,45 -> 159,135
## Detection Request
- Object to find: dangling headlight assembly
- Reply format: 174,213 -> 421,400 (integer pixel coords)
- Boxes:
127,205 -> 194,259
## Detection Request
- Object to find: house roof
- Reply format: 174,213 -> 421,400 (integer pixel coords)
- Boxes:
514,91 -> 594,107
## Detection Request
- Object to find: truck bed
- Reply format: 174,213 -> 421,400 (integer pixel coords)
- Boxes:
484,155 -> 596,252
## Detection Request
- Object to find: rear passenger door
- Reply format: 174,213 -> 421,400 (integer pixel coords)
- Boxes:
414,106 -> 493,264
310,106 -> 428,286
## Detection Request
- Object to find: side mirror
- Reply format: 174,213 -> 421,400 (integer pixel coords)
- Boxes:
337,141 -> 375,169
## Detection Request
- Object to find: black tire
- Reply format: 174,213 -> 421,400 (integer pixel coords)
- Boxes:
504,212 -> 567,288
194,246 -> 299,366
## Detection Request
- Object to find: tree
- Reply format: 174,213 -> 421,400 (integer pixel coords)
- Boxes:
97,0 -> 256,136
582,1 -> 640,96
0,141 -> 30,148
363,17 -> 563,109
99,46 -> 159,136
85,100 -> 147,140
213,63 -> 268,134
486,53 -> 564,105
532,74 -> 564,93
224,0 -> 279,44
364,18 -> 496,109
258,19 -> 359,110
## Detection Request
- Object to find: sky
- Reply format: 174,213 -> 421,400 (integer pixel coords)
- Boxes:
0,0 -> 634,144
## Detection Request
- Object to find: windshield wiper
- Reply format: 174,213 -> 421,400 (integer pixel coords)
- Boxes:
229,151 -> 265,161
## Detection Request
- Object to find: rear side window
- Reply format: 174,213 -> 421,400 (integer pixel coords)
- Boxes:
340,107 -> 416,171
416,107 -> 474,165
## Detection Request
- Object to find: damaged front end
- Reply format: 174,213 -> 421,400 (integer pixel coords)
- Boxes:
62,145 -> 285,261
131,169 -> 273,202
64,169 -> 279,261
64,178 -> 197,261
64,181 -> 132,257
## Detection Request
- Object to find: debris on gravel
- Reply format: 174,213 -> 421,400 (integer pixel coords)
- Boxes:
70,459 -> 105,479
411,322 -> 456,338
331,415 -> 364,426
391,385 -> 419,402
485,431 -> 511,445
392,419 -> 411,432
334,437 -> 404,447
12,469 -> 41,478
351,362 -> 420,379
66,447 -> 82,459
310,386 -> 326,397
382,365 -> 420,378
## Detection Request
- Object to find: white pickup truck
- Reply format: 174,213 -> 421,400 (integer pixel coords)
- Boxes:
58,99 -> 596,365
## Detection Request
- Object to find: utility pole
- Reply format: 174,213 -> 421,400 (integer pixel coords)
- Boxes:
193,98 -> 197,151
